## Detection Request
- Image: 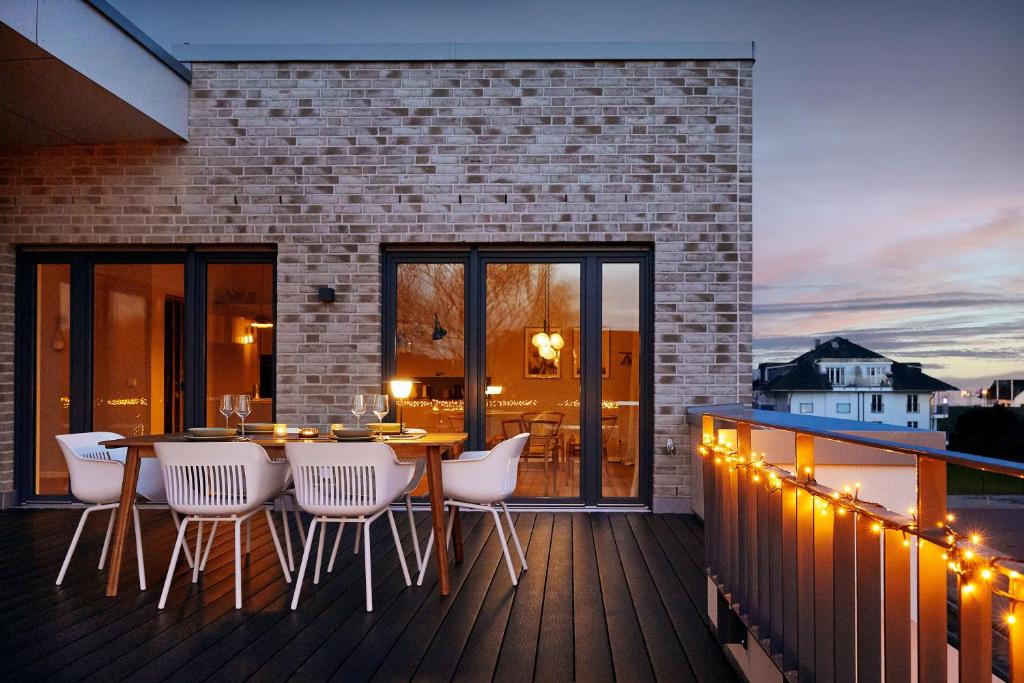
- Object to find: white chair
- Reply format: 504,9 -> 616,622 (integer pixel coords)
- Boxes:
54,432 -> 149,589
286,441 -> 415,611
155,441 -> 292,609
417,433 -> 530,587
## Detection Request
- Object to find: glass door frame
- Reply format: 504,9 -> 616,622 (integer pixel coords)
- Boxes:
382,245 -> 654,507
14,246 -> 277,503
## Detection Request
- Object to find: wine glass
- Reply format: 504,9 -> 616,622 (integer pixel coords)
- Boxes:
351,394 -> 367,429
235,394 -> 252,437
219,394 -> 234,428
372,394 -> 389,440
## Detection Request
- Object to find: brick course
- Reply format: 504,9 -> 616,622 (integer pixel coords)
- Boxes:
0,59 -> 753,510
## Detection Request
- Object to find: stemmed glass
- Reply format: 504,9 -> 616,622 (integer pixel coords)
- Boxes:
219,394 -> 234,428
351,394 -> 367,429
372,394 -> 389,441
235,394 -> 252,437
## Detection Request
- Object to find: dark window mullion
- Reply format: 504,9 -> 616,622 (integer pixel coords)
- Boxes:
183,250 -> 203,430
69,258 -> 92,433
581,256 -> 603,506
465,247 -> 485,450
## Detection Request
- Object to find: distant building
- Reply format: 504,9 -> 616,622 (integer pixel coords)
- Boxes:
983,379 -> 1024,406
754,337 -> 957,429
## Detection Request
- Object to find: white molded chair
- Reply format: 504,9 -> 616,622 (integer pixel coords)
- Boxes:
155,441 -> 292,609
286,441 -> 415,611
54,432 -> 149,589
417,433 -> 530,587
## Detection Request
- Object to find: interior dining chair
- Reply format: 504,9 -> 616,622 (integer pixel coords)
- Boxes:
286,441 -> 415,611
155,441 -> 293,610
416,433 -> 529,587
521,419 -> 559,496
54,432 -> 150,589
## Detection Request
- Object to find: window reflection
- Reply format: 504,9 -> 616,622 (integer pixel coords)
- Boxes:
394,263 -> 466,432
206,263 -> 275,426
601,263 -> 641,498
35,264 -> 71,495
486,263 -> 580,498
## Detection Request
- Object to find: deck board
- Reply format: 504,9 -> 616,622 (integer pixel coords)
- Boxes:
0,508 -> 736,682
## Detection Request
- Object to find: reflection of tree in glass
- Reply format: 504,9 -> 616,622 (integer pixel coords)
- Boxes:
396,264 -> 465,361
486,263 -> 580,334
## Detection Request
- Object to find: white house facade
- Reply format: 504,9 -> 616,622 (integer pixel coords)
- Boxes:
754,337 -> 957,429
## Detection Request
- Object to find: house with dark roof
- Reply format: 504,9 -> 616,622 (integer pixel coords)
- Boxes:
983,379 -> 1024,406
754,337 -> 957,429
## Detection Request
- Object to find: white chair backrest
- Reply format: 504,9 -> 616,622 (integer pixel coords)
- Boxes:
155,441 -> 283,515
286,442 -> 414,517
465,433 -> 529,500
55,432 -> 126,504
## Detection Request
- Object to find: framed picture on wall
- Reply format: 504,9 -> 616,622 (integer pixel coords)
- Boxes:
572,327 -> 611,378
524,327 -> 561,379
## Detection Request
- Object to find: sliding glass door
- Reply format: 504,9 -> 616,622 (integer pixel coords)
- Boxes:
385,247 -> 652,505
15,249 -> 275,502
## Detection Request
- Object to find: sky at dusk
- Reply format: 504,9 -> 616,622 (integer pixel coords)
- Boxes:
115,0 -> 1024,387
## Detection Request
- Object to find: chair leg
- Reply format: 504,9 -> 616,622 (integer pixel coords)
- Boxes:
192,521 -> 203,583
57,507 -> 93,585
280,502 -> 295,572
233,520 -> 243,609
490,508 -> 518,586
291,495 -> 306,544
159,517 -> 189,609
314,517 -> 327,585
170,510 -> 195,569
327,521 -> 345,573
133,505 -> 146,591
200,521 -> 218,571
387,509 -> 411,586
291,517 -> 319,610
98,508 -> 116,570
445,508 -> 455,553
501,502 -> 528,571
405,495 -> 423,573
354,523 -> 361,555
363,519 -> 373,611
264,508 -> 292,583
416,529 -> 434,587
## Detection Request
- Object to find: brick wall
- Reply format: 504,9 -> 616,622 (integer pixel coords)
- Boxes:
0,59 -> 753,510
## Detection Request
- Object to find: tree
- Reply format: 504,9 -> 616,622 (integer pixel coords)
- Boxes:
948,406 -> 1024,463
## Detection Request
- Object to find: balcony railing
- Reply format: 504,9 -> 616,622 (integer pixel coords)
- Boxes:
691,404 -> 1024,683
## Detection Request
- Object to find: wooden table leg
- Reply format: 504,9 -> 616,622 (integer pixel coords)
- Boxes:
105,446 -> 141,597
425,445 -> 451,596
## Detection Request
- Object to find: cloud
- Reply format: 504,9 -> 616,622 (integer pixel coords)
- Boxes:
754,292 -> 1024,316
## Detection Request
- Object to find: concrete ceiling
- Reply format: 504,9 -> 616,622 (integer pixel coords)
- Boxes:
0,22 -> 182,146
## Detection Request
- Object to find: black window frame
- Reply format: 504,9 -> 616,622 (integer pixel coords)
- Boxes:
14,246 -> 277,504
382,244 -> 654,508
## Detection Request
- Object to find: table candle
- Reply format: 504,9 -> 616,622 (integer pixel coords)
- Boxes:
329,423 -> 343,433
273,423 -> 288,438
298,426 -> 319,439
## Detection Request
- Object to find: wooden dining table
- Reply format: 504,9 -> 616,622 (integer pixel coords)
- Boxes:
99,432 -> 469,598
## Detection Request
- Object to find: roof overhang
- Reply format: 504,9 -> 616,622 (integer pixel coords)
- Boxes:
0,0 -> 190,146
173,40 -> 756,63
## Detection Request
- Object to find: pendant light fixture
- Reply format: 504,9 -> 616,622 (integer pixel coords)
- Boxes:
250,266 -> 274,329
431,313 -> 447,341
531,264 -> 564,360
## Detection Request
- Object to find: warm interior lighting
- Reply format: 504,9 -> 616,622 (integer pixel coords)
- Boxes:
389,379 -> 414,400
485,385 -> 504,396
250,315 -> 274,329
273,423 -> 288,438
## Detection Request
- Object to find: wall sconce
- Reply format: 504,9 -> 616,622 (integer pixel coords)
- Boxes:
485,385 -> 503,396
318,287 -> 336,303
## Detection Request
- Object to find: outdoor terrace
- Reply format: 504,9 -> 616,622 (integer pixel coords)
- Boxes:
0,508 -> 734,682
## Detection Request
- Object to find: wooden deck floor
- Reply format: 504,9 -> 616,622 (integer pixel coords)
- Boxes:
0,508 -> 736,682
